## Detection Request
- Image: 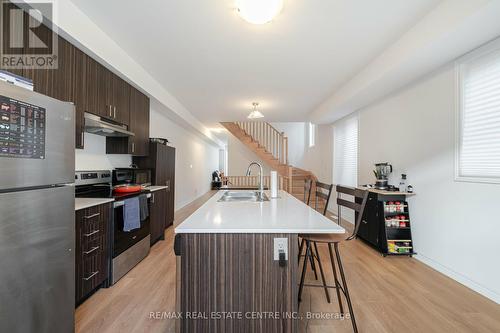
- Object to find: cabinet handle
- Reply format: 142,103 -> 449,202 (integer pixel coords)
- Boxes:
151,193 -> 155,203
83,246 -> 99,255
84,213 -> 100,219
113,106 -> 116,118
83,229 -> 100,237
81,132 -> 84,143
131,142 -> 135,153
83,271 -> 99,281
108,105 -> 112,117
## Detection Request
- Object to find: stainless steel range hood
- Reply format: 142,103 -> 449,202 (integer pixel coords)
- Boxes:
84,112 -> 135,137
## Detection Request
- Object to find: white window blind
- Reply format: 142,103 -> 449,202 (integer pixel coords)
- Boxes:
333,114 -> 358,187
457,40 -> 500,183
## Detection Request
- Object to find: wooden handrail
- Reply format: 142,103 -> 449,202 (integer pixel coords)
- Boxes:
234,121 -> 289,166
222,175 -> 290,192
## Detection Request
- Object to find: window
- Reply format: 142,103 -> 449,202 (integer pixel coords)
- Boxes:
333,114 -> 358,187
308,122 -> 316,147
456,39 -> 500,183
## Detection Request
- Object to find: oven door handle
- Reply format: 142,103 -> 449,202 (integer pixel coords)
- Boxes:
113,193 -> 152,208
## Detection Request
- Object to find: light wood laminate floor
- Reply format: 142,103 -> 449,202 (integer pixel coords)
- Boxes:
76,191 -> 500,333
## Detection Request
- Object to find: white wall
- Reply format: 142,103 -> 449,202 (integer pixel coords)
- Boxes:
75,133 -> 132,170
270,122 -> 307,168
355,64 -> 500,304
303,124 -> 334,184
227,135 -> 271,176
150,108 -> 219,210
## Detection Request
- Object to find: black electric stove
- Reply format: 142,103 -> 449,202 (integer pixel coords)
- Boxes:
75,170 -> 152,285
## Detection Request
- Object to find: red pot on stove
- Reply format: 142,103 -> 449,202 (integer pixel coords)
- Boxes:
113,184 -> 142,193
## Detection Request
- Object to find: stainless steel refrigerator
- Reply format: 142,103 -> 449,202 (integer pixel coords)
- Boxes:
0,81 -> 75,333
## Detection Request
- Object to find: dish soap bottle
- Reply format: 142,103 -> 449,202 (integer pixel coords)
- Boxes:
399,174 -> 407,192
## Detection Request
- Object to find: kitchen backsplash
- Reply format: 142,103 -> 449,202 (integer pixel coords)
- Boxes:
75,133 -> 132,171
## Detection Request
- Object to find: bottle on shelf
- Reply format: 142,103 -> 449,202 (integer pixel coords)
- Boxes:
399,174 -> 407,192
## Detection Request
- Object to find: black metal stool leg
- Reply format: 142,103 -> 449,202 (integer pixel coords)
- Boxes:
309,241 -> 319,280
334,243 -> 358,333
298,238 -> 305,263
313,242 -> 330,303
298,241 -> 310,303
328,242 -> 344,314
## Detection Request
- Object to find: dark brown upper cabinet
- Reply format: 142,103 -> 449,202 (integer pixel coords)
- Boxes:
72,45 -> 88,149
2,4 -> 149,150
106,87 -> 149,156
91,64 -> 130,126
112,76 -> 130,126
128,88 -> 150,156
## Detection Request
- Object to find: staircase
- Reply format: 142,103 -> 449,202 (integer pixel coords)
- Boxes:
220,121 -> 317,200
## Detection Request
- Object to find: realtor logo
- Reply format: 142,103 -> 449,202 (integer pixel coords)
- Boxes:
0,1 -> 58,69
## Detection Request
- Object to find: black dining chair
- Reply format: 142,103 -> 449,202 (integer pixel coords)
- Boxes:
298,185 -> 368,333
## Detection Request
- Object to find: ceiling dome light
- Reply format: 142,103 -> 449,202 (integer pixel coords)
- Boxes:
247,102 -> 264,119
236,0 -> 284,25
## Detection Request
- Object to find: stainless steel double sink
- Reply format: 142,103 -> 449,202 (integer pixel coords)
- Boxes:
218,191 -> 269,202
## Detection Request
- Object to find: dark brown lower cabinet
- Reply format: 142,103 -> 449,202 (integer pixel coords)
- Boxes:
75,203 -> 112,305
178,233 -> 299,333
150,189 -> 167,246
134,143 -> 175,229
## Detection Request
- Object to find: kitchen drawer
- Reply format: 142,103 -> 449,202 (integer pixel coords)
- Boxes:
77,251 -> 108,300
75,202 -> 111,305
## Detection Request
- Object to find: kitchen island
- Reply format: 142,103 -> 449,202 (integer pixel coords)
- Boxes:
174,190 -> 344,333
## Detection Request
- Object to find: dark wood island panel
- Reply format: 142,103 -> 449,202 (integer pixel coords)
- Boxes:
178,233 -> 299,333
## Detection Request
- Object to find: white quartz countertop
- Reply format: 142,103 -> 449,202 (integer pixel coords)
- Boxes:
75,197 -> 115,211
146,185 -> 168,192
175,190 -> 345,234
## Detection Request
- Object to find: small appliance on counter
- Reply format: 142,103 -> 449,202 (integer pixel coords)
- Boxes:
373,162 -> 393,190
212,170 -> 222,190
150,137 -> 169,145
75,170 -> 151,284
113,168 -> 151,188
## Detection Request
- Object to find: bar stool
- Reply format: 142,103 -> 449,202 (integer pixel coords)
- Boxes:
298,185 -> 368,333
298,181 -> 334,282
298,178 -> 317,279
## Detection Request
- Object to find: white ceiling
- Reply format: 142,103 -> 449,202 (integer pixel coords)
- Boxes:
69,0 -> 441,125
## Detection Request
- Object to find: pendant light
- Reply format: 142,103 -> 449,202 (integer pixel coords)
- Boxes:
247,102 -> 264,119
236,0 -> 284,25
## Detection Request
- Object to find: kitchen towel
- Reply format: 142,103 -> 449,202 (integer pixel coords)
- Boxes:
138,194 -> 149,221
123,197 -> 140,232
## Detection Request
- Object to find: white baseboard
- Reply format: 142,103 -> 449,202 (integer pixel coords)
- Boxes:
415,254 -> 500,305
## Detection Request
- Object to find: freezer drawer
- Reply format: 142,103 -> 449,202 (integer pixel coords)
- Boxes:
0,81 -> 75,190
0,185 -> 75,333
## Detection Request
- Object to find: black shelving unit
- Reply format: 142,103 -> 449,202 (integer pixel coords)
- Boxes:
382,200 -> 415,256
356,191 -> 416,257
